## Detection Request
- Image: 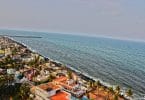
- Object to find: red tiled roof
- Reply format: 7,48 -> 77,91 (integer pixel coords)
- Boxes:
89,93 -> 106,100
53,76 -> 68,82
38,82 -> 61,90
50,91 -> 70,100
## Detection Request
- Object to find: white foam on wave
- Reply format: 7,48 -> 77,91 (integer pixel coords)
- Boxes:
10,37 -> 132,98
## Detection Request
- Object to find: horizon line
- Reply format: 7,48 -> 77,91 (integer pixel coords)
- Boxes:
0,28 -> 145,44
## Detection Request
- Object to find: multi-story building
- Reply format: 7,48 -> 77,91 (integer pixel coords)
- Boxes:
31,82 -> 71,100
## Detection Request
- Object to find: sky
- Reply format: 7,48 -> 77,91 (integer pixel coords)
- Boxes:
0,0 -> 145,40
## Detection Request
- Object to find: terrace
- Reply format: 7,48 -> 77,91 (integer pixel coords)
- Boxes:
31,82 -> 71,100
53,76 -> 86,98
0,37 -> 129,100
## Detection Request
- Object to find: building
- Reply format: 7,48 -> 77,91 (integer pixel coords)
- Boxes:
31,82 -> 71,100
53,76 -> 86,98
7,68 -> 16,75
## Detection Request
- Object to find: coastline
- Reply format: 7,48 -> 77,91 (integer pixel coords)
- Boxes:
7,36 -> 130,99
10,37 -> 112,85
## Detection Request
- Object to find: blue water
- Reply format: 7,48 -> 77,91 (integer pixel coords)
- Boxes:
0,29 -> 145,97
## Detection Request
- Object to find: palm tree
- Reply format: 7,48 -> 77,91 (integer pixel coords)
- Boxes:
12,47 -> 17,56
91,81 -> 94,88
33,55 -> 40,66
19,83 -> 30,100
96,80 -> 101,86
67,70 -> 72,79
87,80 -> 93,91
107,87 -> 114,99
96,80 -> 101,94
28,55 -> 41,82
48,74 -> 54,82
28,55 -> 39,66
87,81 -> 91,88
0,61 -> 5,68
4,55 -> 17,69
126,89 -> 133,98
0,75 -> 7,88
113,94 -> 118,100
115,85 -> 120,95
61,64 -> 65,68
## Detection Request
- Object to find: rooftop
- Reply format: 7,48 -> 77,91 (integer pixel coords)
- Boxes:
53,76 -> 68,83
38,82 -> 61,91
50,91 -> 70,100
0,50 -> 5,54
89,93 -> 106,100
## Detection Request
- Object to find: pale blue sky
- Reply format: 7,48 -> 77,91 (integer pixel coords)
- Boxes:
0,0 -> 145,40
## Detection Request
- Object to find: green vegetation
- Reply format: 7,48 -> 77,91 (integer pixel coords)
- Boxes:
18,83 -> 31,99
0,75 -> 14,87
0,37 -> 133,100
96,80 -> 101,93
0,55 -> 18,69
126,89 -> 133,98
28,55 -> 44,70
115,85 -> 120,94
113,94 -> 118,100
67,70 -> 73,79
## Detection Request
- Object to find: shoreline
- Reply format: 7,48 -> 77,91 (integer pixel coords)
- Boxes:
7,36 -> 129,99
10,37 -> 113,85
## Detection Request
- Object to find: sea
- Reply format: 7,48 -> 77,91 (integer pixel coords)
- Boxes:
0,29 -> 145,98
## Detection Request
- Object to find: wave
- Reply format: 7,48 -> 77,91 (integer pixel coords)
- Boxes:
7,33 -> 145,98
11,38 -> 130,97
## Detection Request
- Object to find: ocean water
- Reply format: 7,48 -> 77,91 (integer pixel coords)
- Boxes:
0,30 -> 145,97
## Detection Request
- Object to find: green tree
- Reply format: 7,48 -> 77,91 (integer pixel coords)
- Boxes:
29,55 -> 42,70
107,87 -> 114,100
19,83 -> 30,100
67,70 -> 72,79
126,89 -> 133,98
0,75 -> 6,87
109,87 -> 114,93
96,80 -> 101,94
113,94 -> 118,100
115,85 -> 120,95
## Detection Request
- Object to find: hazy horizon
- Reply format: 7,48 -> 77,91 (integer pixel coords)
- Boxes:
1,28 -> 145,43
0,0 -> 145,40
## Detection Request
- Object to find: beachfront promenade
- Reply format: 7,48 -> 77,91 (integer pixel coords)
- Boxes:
0,36 -> 132,100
